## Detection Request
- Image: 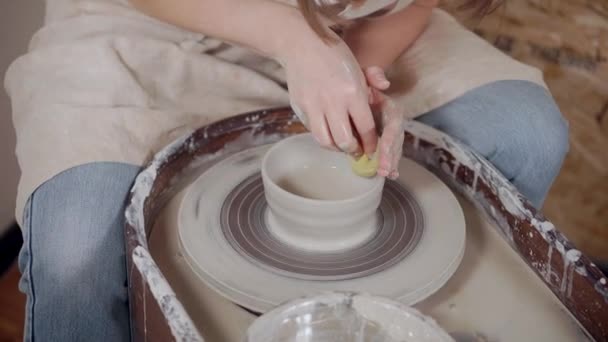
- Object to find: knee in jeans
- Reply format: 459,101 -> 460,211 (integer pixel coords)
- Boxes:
513,97 -> 569,174
38,232 -> 122,295
28,208 -> 127,300
476,81 -> 570,175
544,111 -> 569,168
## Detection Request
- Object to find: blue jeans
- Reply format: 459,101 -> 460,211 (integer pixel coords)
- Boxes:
17,80 -> 568,341
18,163 -> 140,342
418,80 -> 569,208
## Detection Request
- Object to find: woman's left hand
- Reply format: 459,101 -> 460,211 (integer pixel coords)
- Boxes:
364,66 -> 405,180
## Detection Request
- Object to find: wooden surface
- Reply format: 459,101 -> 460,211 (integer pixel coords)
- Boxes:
0,264 -> 24,342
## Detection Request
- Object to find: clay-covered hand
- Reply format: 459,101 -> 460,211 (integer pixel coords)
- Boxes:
364,67 -> 404,180
374,89 -> 405,179
280,29 -> 378,156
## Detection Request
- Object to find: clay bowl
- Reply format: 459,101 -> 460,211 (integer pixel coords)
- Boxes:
261,133 -> 385,252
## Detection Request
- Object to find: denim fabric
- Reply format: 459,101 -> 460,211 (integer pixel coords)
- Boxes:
18,162 -> 140,341
418,80 -> 569,208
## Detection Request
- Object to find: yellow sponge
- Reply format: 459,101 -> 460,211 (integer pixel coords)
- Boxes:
350,153 -> 379,178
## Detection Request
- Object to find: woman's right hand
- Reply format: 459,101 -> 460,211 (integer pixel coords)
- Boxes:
278,29 -> 378,156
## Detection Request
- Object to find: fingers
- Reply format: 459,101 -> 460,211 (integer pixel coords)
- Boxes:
368,86 -> 385,109
377,128 -> 399,178
326,106 -> 361,155
304,103 -> 365,156
389,131 -> 404,179
376,106 -> 405,179
364,66 -> 390,90
307,106 -> 338,151
292,65 -> 388,156
290,101 -> 310,128
377,136 -> 393,178
349,95 -> 378,156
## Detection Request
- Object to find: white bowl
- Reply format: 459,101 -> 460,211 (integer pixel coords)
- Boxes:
261,133 -> 385,252
244,292 -> 454,342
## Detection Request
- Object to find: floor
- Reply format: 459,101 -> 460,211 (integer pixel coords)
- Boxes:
0,265 -> 24,341
0,0 -> 606,340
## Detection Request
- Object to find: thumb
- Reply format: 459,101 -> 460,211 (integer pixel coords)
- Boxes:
364,66 -> 390,90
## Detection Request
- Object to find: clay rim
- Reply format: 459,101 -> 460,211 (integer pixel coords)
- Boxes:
261,133 -> 385,205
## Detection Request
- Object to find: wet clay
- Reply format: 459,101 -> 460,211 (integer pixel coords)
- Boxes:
148,170 -> 587,342
276,164 -> 362,200
124,109 -> 606,341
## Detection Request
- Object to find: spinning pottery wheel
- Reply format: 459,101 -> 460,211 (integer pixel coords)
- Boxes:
177,142 -> 465,312
219,175 -> 423,280
124,108 -> 608,342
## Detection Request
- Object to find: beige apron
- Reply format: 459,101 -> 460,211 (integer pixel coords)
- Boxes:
4,0 -> 546,225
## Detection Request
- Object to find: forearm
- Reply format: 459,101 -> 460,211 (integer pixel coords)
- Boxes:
127,0 -> 314,60
342,0 -> 438,69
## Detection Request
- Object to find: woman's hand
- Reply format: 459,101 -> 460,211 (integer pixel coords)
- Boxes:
364,66 -> 391,95
364,66 -> 404,180
279,29 -> 378,156
125,0 -> 377,155
126,0 -> 381,155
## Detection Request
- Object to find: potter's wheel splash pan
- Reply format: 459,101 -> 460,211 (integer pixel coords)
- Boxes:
124,107 -> 608,341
